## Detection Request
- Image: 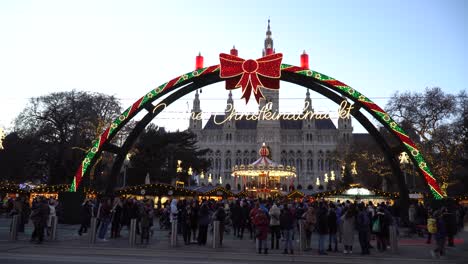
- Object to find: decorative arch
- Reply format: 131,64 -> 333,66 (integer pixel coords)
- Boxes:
71,63 -> 444,199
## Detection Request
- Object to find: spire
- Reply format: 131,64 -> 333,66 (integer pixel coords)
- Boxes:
226,91 -> 234,112
192,89 -> 200,112
263,19 -> 274,56
266,19 -> 271,36
304,89 -> 312,111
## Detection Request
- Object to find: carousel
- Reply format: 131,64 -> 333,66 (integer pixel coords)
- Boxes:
231,143 -> 296,198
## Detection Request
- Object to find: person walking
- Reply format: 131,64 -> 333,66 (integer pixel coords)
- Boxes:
357,203 -> 371,255
431,208 -> 447,258
97,198 -> 111,241
372,207 -> 389,251
190,201 -> 199,243
30,197 -> 50,244
302,204 -> 316,251
110,198 -> 123,238
327,203 -> 338,252
254,208 -> 270,254
269,203 -> 281,250
197,203 -> 210,245
78,199 -> 92,236
317,202 -> 329,255
341,204 -> 356,254
280,205 -> 294,254
47,198 -> 57,237
213,203 -> 227,246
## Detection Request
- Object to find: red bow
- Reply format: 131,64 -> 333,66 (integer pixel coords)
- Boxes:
219,53 -> 283,104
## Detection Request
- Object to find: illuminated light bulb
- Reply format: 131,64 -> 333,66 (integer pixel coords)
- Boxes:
324,173 -> 329,183
330,171 -> 335,181
316,177 -> 320,186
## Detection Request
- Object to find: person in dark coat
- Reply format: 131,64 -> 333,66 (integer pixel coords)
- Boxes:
30,197 -> 50,244
357,203 -> 371,255
239,201 -> 250,239
190,201 -> 199,242
231,201 -> 242,238
317,202 -> 329,255
280,205 -> 294,254
431,208 -> 447,258
110,198 -> 123,238
197,203 -> 210,245
372,207 -> 390,251
78,199 -> 92,236
213,203 -> 227,246
327,203 -> 338,252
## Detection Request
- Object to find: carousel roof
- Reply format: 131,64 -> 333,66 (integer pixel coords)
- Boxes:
231,143 -> 296,178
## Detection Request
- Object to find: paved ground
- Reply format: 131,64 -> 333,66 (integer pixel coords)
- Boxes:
0,216 -> 467,263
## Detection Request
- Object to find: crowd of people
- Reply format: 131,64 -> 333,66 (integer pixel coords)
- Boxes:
1,195 -> 467,259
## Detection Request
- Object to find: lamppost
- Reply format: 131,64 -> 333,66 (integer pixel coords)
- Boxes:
399,152 -> 410,188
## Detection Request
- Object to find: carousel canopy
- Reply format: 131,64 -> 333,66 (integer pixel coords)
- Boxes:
232,143 -> 296,178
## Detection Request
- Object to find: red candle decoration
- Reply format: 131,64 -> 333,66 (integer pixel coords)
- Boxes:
300,50 -> 309,69
195,52 -> 204,70
230,45 -> 238,56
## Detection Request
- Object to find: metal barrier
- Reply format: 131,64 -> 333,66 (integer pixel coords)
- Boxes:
9,215 -> 19,241
170,221 -> 178,247
129,218 -> 137,247
89,217 -> 97,244
389,224 -> 398,253
50,215 -> 58,241
212,221 -> 220,248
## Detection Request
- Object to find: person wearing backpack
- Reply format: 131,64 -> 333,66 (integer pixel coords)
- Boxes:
372,207 -> 389,252
357,203 -> 371,255
431,208 -> 447,258
269,203 -> 281,250
213,203 -> 226,246
302,205 -> 316,251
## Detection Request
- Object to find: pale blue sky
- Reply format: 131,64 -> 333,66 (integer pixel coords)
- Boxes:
0,0 -> 466,133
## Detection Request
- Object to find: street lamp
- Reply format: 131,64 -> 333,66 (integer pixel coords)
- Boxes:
399,152 -> 410,187
330,171 -> 336,181
324,173 -> 329,183
316,177 -> 320,186
208,173 -> 212,183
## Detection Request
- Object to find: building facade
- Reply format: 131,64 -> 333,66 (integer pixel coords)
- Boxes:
188,21 -> 354,188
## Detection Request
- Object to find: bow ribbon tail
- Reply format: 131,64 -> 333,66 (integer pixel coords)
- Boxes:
237,73 -> 253,103
250,73 -> 265,103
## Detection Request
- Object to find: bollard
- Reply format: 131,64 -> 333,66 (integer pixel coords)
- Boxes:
129,218 -> 137,247
170,221 -> 178,247
212,221 -> 220,248
50,215 -> 58,241
298,219 -> 305,252
89,217 -> 97,244
389,224 -> 398,253
9,215 -> 19,241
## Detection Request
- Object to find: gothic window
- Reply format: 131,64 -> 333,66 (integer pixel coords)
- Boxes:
243,158 -> 249,164
208,158 -> 214,169
281,158 -> 287,166
235,158 -> 241,165
318,150 -> 324,171
225,158 -> 231,169
296,159 -> 302,171
288,158 -> 294,167
251,150 -> 256,158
